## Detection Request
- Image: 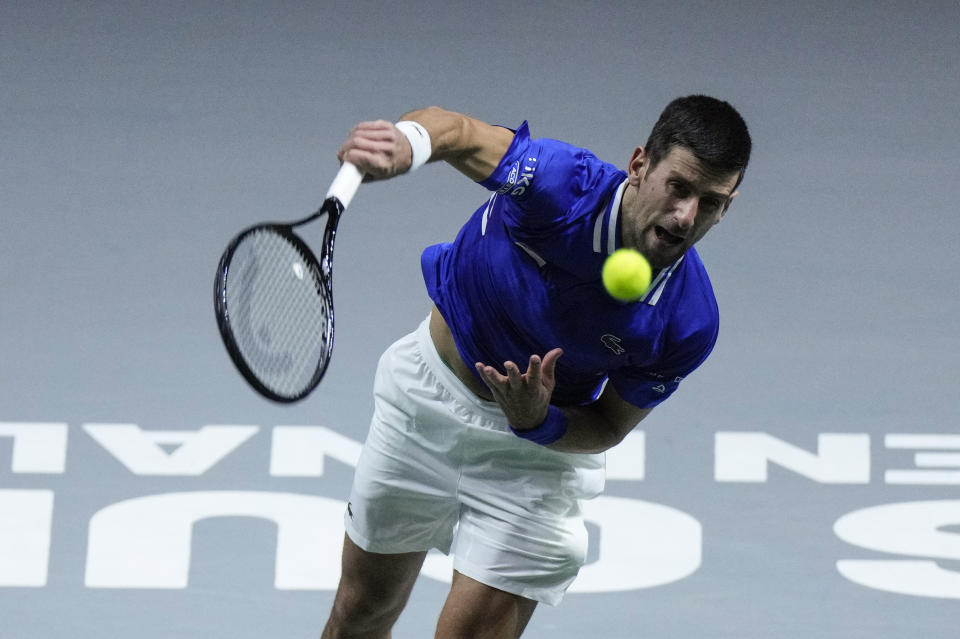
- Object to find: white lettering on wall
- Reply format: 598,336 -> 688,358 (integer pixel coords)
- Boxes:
0,490 -> 54,586
834,500 -> 960,600
605,431 -> 645,481
0,423 -> 68,474
574,496 -> 701,591
82,424 -> 258,475
885,435 -> 960,485
85,491 -> 345,589
1,423 -> 955,601
714,432 -> 870,483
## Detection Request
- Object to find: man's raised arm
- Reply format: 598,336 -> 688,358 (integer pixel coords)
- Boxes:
338,107 -> 514,182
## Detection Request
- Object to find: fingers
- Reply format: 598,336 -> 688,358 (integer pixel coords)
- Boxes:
475,362 -> 505,388
475,350 -> 560,429
526,354 -> 542,386
338,120 -> 411,179
504,361 -> 523,389
540,348 -> 563,384
475,350 -> 560,390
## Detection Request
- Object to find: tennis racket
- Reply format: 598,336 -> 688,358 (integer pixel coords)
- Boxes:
214,162 -> 363,402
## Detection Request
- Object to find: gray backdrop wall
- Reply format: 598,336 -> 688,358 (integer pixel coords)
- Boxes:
2,1 -> 958,637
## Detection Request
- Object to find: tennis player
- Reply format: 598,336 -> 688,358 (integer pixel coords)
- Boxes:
322,96 -> 751,638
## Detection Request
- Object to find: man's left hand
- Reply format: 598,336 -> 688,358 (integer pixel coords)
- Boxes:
474,348 -> 563,430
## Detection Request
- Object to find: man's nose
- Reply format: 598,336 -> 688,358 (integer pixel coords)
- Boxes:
675,197 -> 698,231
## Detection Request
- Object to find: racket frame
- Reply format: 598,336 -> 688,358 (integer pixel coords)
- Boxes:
213,201 -> 343,403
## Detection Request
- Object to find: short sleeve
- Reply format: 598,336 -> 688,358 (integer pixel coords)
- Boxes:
478,122 -> 608,228
608,324 -> 718,409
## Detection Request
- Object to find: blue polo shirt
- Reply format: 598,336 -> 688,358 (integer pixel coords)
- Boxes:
421,122 -> 718,408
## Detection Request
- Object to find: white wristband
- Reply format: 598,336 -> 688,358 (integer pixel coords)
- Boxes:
395,120 -> 431,172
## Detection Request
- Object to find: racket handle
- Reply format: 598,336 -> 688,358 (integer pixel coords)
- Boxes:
327,162 -> 363,209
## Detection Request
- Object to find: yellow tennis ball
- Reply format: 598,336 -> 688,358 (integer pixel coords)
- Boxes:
602,248 -> 652,302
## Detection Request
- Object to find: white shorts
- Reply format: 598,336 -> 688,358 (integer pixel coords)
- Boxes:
344,317 -> 605,606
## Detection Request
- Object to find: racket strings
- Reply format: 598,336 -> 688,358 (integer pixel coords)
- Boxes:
227,229 -> 331,397
237,233 -> 327,388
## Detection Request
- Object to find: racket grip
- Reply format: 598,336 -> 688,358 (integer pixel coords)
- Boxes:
327,162 -> 363,209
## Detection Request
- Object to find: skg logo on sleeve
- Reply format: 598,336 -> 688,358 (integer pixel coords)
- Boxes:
497,161 -> 520,194
497,157 -> 537,196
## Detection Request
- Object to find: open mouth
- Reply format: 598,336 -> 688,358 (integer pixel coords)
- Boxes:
654,225 -> 685,246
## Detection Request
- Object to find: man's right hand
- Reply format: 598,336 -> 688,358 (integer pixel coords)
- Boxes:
337,120 -> 412,181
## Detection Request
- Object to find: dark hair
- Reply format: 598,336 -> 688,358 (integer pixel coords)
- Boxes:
644,95 -> 752,188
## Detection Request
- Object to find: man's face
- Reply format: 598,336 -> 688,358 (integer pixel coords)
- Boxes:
620,145 -> 740,270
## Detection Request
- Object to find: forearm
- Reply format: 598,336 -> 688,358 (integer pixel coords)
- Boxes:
398,107 -> 513,181
475,354 -> 652,454
545,405 -> 646,454
338,107 -> 512,184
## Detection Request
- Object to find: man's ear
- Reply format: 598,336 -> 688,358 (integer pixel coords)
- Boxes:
627,146 -> 648,184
